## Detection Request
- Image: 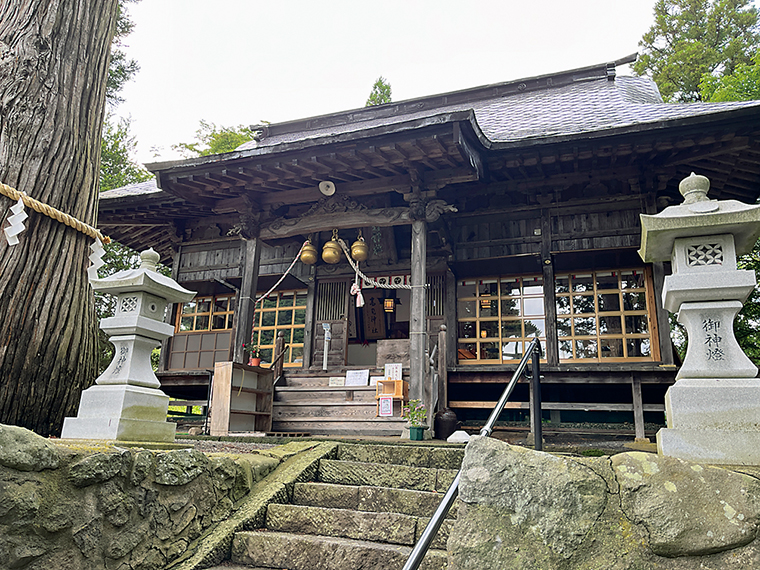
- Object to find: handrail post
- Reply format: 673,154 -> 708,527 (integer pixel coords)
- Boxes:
402,337 -> 540,570
529,341 -> 542,451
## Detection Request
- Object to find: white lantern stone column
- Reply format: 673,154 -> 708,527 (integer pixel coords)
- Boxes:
62,249 -> 195,442
639,173 -> 760,464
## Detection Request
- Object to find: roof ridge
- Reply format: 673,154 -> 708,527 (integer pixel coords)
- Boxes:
247,56 -> 638,144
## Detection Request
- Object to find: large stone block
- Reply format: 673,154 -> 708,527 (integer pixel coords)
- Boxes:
658,427 -> 760,465
62,384 -> 175,442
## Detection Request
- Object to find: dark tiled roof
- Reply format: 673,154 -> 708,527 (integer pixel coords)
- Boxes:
100,178 -> 159,200
235,75 -> 759,153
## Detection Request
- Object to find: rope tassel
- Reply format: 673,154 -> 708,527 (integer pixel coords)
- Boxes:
3,198 -> 28,245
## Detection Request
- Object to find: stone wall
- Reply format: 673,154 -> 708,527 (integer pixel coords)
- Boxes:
0,424 -> 284,570
449,436 -> 760,570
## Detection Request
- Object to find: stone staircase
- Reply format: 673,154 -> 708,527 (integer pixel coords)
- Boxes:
271,370 -> 408,436
226,442 -> 464,570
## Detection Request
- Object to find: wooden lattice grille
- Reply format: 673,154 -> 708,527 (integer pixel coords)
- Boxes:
316,281 -> 348,321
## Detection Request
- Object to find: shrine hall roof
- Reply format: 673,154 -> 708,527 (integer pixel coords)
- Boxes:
101,57 -> 760,201
229,60 -> 760,154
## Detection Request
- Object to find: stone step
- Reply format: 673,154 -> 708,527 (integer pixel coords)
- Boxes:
336,443 -> 465,470
266,503 -> 417,545
266,503 -> 455,551
232,530 -> 448,570
318,459 -> 458,492
293,482 -> 460,520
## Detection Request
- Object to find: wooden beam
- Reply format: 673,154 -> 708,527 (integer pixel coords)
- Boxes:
260,207 -> 413,240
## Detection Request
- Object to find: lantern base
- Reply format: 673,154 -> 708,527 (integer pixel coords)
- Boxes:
61,384 -> 175,443
658,378 -> 760,465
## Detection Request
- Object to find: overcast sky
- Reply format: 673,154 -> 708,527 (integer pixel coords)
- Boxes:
114,0 -> 659,164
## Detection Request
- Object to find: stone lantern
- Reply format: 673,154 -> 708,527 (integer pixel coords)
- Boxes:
62,249 -> 195,442
639,173 -> 760,464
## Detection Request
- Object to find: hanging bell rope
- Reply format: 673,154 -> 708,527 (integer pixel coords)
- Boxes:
249,240 -> 309,347
337,237 -> 425,290
0,182 -> 111,245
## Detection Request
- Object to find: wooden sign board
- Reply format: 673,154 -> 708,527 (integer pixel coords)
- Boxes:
329,376 -> 345,387
377,340 -> 410,368
345,369 -> 370,386
384,363 -> 403,381
362,290 -> 386,340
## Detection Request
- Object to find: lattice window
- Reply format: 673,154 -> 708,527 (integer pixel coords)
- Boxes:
457,275 -> 546,364
176,295 -> 235,332
119,296 -> 138,313
555,269 -> 653,361
687,243 -> 723,266
252,290 -> 307,367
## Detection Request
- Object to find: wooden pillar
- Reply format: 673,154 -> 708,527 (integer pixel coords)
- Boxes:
540,210 -> 559,365
273,331 -> 286,380
445,269 -> 457,369
438,324 -> 448,410
410,219 -> 427,402
233,238 -> 262,364
302,264 -> 317,368
631,374 -> 648,441
159,245 -> 183,372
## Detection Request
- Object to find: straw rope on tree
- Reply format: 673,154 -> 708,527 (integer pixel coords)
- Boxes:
0,182 -> 110,245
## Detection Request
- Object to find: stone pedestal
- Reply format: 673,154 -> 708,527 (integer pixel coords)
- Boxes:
61,385 -> 176,442
62,249 -> 195,443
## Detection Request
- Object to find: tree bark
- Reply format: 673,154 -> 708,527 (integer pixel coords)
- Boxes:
0,0 -> 118,436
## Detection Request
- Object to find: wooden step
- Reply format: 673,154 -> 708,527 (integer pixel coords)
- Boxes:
231,530 -> 448,570
271,419 -> 405,437
274,385 -> 378,403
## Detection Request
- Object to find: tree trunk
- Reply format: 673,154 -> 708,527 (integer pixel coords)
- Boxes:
0,0 -> 118,436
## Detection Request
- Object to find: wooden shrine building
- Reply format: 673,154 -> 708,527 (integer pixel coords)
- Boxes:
98,57 -> 760,437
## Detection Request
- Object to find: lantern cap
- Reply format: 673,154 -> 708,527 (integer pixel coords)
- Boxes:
90,248 -> 195,303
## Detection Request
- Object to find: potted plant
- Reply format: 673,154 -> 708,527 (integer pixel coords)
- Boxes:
243,343 -> 261,367
403,399 -> 428,441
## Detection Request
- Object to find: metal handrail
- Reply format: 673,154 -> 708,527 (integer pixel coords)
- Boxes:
402,337 -> 542,570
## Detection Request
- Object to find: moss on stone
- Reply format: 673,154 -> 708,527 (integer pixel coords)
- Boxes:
167,441 -> 339,570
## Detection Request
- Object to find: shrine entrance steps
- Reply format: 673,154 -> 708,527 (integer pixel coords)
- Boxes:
225,443 -> 463,570
271,370 -> 407,437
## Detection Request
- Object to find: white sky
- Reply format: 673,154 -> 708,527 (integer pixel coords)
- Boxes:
114,0 -> 659,164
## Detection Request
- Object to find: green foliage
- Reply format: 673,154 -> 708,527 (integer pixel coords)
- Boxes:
172,120 -> 257,158
700,49 -> 760,100
107,0 -> 141,106
100,114 -> 152,192
402,399 -> 427,427
633,0 -> 759,102
735,246 -> 760,365
365,76 -> 392,107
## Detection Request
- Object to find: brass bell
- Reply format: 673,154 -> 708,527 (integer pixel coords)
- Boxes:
322,230 -> 342,264
300,240 -> 318,265
351,233 -> 368,262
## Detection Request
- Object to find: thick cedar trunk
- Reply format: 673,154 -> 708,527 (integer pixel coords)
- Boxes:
0,0 -> 118,436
